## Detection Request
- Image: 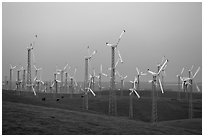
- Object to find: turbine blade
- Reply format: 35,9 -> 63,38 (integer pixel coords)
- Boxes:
100,64 -> 102,73
193,67 -> 200,79
32,86 -> 36,96
194,81 -> 200,92
118,50 -> 123,63
141,72 -> 147,76
102,73 -> 108,77
116,30 -> 125,46
148,80 -> 153,83
147,69 -> 156,75
89,88 -> 96,96
90,50 -> 97,58
133,90 -> 140,98
34,65 -> 37,70
106,42 -> 113,47
158,59 -> 168,75
190,65 -> 194,71
63,64 -> 68,70
115,59 -> 119,68
180,68 -> 185,75
136,67 -> 139,75
158,78 -> 164,93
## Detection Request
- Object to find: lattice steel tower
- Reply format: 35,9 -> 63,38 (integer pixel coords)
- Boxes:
109,46 -> 117,116
84,58 -> 89,110
152,75 -> 158,124
27,44 -> 33,91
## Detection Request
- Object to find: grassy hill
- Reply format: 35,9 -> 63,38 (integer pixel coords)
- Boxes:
2,90 -> 202,134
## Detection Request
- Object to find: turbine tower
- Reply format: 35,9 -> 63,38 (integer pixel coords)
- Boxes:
22,67 -> 26,91
106,29 -> 125,116
84,46 -> 97,110
9,64 -> 16,90
180,66 -> 200,119
147,58 -> 168,125
129,76 -> 140,119
27,35 -> 37,92
65,72 -> 68,94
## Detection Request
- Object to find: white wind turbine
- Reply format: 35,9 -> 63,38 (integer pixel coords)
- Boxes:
52,71 -> 61,98
176,67 -> 185,100
116,70 -> 127,96
136,67 -> 147,90
97,64 -> 108,95
106,29 -> 125,116
16,66 -> 24,92
9,64 -> 16,90
89,69 -> 98,93
180,66 -> 200,119
68,67 -> 78,98
129,76 -> 140,119
85,78 -> 96,96
81,78 -> 96,110
56,64 -> 69,93
84,46 -> 97,110
33,65 -> 42,92
147,58 -> 168,125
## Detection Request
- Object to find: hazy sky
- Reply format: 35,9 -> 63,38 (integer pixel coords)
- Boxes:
2,2 -> 202,83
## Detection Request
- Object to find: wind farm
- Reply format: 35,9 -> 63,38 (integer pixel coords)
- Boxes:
2,2 -> 202,135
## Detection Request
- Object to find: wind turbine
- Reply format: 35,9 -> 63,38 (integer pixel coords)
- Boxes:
116,70 -> 127,96
89,69 -> 98,93
34,71 -> 44,93
147,58 -> 168,125
106,29 -> 126,116
97,64 -> 108,95
180,66 -> 200,119
129,76 -> 140,119
136,67 -> 147,90
27,34 -> 37,92
9,64 -> 16,90
84,46 -> 97,110
16,66 -> 23,92
85,78 -> 96,96
176,67 -> 185,100
56,64 -> 69,93
156,56 -> 166,98
52,71 -> 61,99
81,78 -> 96,110
68,67 -> 78,98
33,65 -> 42,92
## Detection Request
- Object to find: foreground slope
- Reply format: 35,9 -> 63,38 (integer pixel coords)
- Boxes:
2,101 -> 201,135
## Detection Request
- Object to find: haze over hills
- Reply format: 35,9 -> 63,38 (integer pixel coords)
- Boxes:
2,3 -> 202,83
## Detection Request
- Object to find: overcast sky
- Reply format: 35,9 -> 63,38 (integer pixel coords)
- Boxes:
2,2 -> 202,83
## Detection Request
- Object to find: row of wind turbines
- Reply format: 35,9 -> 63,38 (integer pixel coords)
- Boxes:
3,29 -> 201,125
